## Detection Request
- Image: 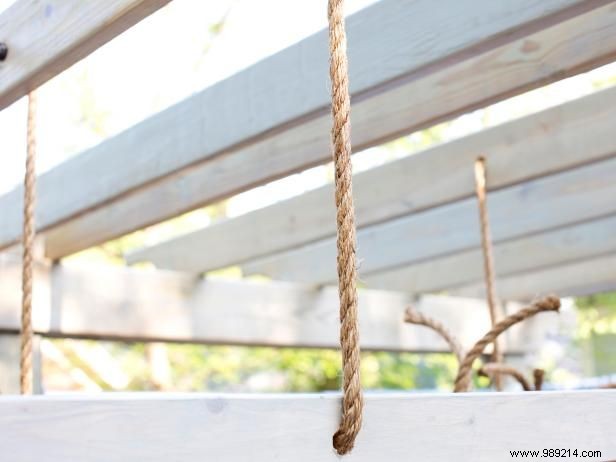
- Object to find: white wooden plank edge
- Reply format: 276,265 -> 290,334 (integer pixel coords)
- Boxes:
0,262 -> 555,354
129,76 -> 616,272
365,213 -> 616,294
0,0 -> 608,253
0,0 -> 171,109
0,391 -> 614,462
450,251 -> 616,301
241,155 -> 616,284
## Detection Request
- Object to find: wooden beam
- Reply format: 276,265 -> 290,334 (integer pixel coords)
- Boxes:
128,83 -> 616,272
0,262 -> 552,354
1,0 -> 611,256
451,252 -> 616,301
365,214 -> 616,294
242,155 -> 616,284
0,391 -> 614,461
0,0 -> 171,109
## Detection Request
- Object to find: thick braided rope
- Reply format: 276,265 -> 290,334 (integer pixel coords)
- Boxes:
21,91 -> 37,395
328,0 -> 363,455
474,157 -> 503,390
453,296 -> 560,392
478,363 -> 532,391
404,306 -> 465,365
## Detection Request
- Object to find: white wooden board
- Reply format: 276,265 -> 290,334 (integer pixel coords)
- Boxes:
0,391 -> 614,461
451,252 -> 616,301
0,262 -> 550,353
128,82 -> 616,272
0,0 -> 170,109
366,214 -> 616,294
242,155 -> 616,284
0,0 -> 610,255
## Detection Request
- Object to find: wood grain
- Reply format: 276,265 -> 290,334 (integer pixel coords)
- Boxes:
0,391 -> 614,461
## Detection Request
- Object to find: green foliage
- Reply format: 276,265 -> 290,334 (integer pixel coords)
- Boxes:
89,341 -> 460,393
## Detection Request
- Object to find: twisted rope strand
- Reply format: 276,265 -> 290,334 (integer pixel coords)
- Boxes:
21,91 -> 37,395
328,0 -> 362,455
474,157 -> 503,390
404,306 -> 465,365
453,296 -> 560,392
478,363 -> 532,391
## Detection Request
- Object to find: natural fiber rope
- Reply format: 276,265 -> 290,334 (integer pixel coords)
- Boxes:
474,157 -> 503,390
533,369 -> 545,391
453,296 -> 560,392
404,306 -> 465,365
478,363 -> 532,391
328,0 -> 363,454
21,91 -> 37,395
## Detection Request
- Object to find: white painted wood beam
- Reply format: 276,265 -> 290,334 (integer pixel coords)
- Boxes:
0,0 -> 610,255
241,156 -> 616,284
128,84 -> 616,272
0,262 -> 552,353
0,391 -> 614,461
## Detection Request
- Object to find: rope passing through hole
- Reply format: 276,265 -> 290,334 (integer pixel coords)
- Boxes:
21,91 -> 37,395
328,0 -> 363,455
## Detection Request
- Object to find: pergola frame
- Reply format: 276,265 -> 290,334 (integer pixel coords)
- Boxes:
0,0 -> 615,459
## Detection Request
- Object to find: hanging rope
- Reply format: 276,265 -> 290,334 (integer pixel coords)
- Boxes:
474,157 -> 503,390
328,0 -> 363,455
453,296 -> 560,392
21,91 -> 37,395
404,306 -> 465,365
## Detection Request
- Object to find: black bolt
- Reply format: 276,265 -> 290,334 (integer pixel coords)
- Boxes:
0,43 -> 7,61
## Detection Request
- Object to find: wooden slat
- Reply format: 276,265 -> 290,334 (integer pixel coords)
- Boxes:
242,156 -> 616,283
451,252 -> 616,301
129,82 -> 616,272
0,0 -> 171,109
2,0 -> 611,257
0,262 -> 552,354
0,391 -> 614,461
365,214 -> 616,294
